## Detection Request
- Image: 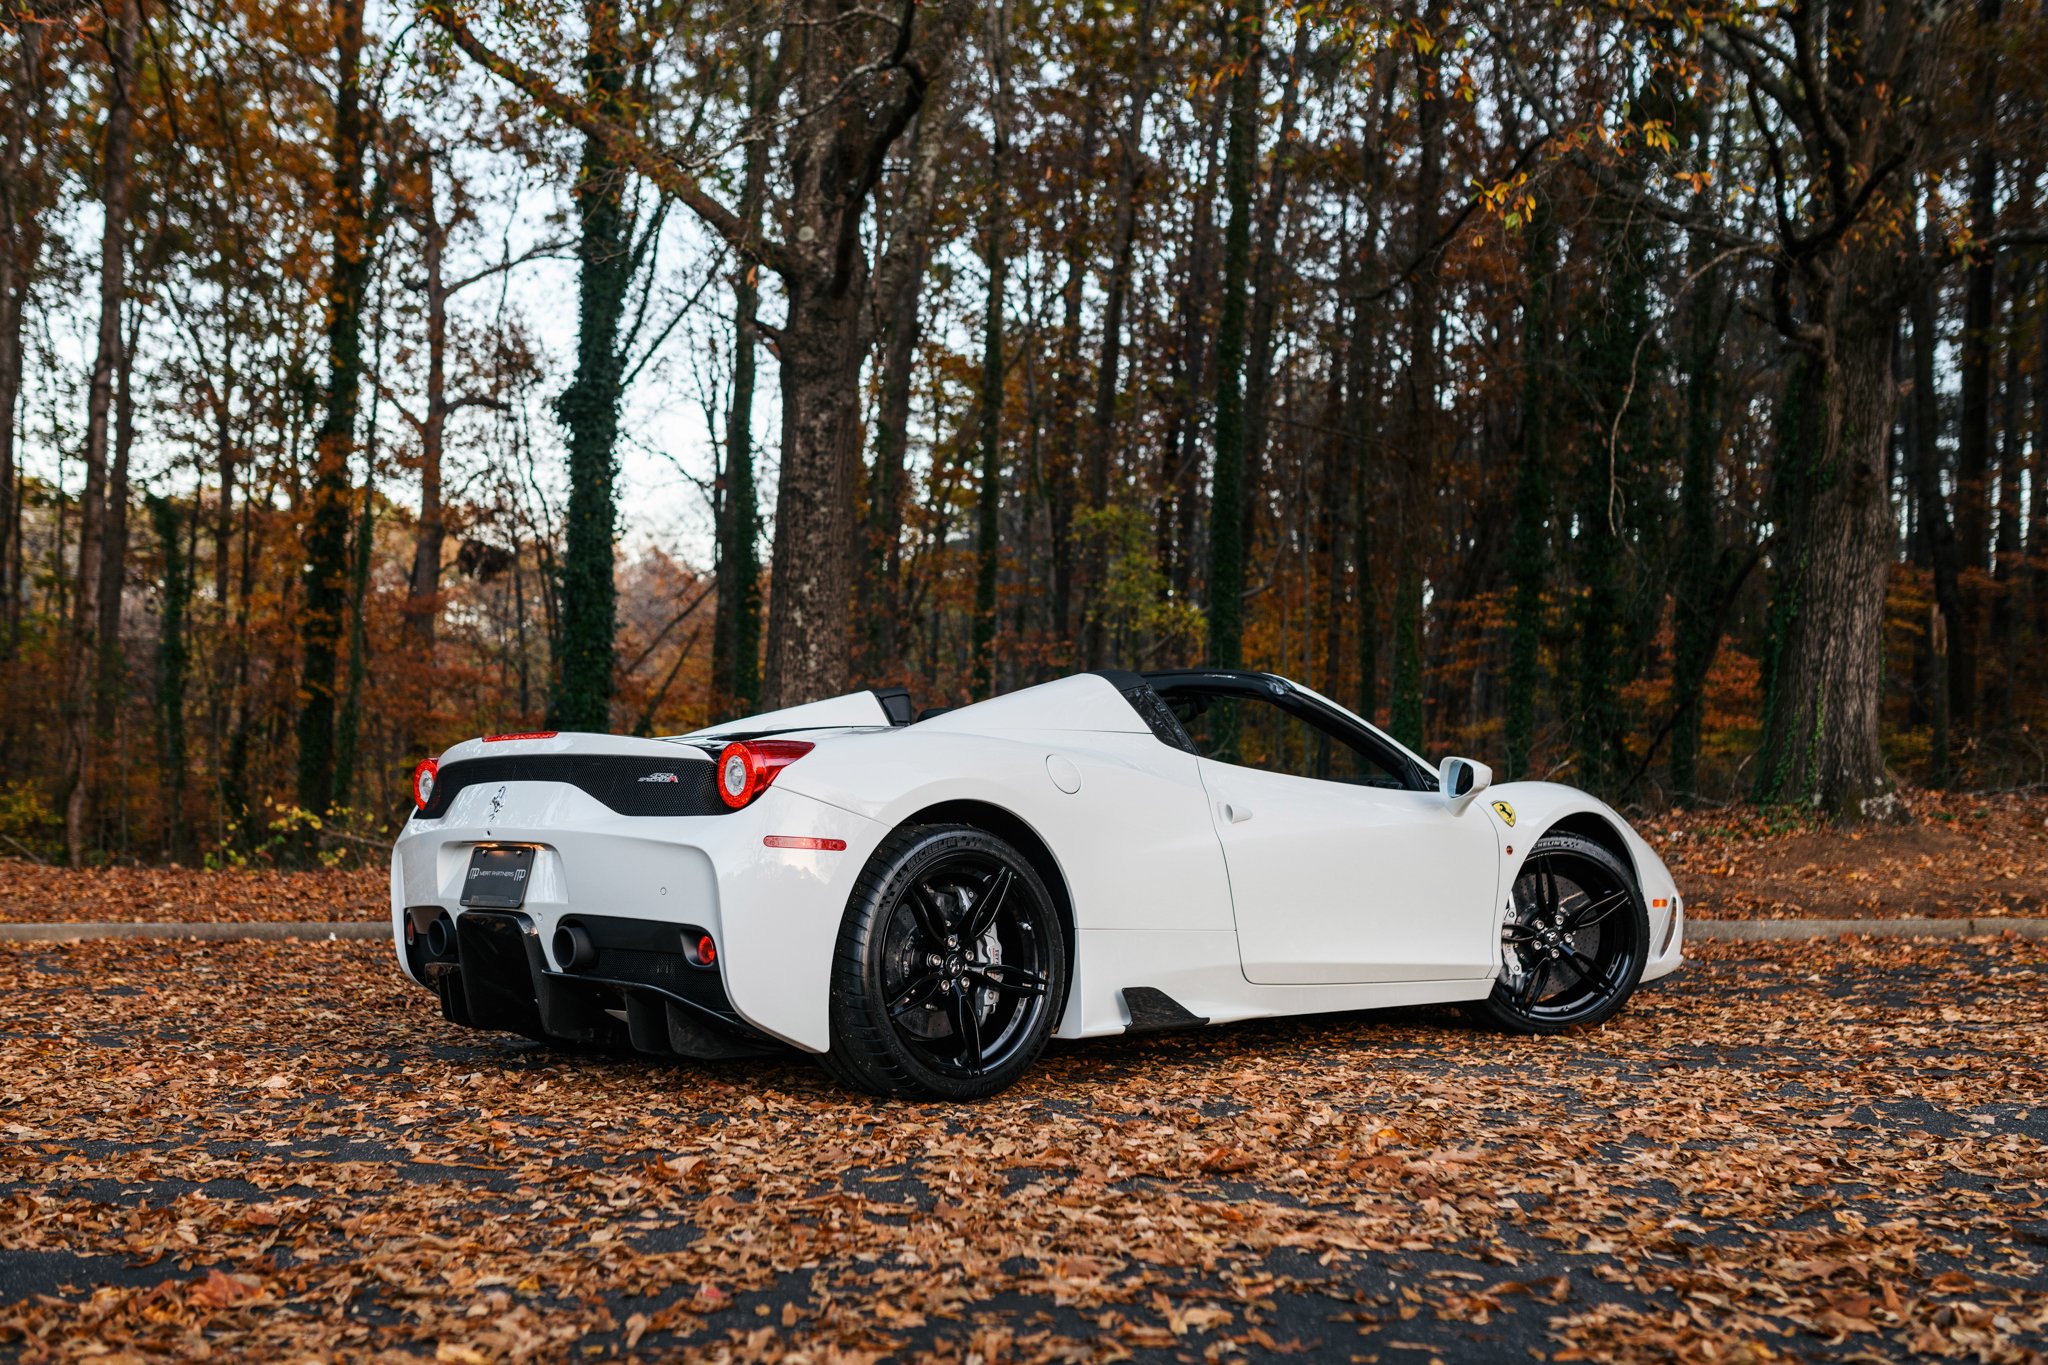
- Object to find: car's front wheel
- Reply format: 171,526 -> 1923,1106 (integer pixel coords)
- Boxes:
1474,832 -> 1649,1033
823,824 -> 1066,1100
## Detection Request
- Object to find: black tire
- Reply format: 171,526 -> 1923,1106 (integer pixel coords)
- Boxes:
822,824 -> 1066,1100
1473,832 -> 1649,1034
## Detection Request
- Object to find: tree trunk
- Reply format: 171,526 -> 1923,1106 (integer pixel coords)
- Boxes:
62,0 -> 139,867
1668,246 -> 1729,803
149,495 -> 190,860
1950,0 -> 2003,731
1911,241 -> 1964,787
1951,164 -> 1992,730
93,304 -> 139,765
548,0 -> 632,732
1345,289 -> 1378,728
0,19 -> 54,650
407,154 -> 448,648
1081,39 -> 1153,668
295,0 -> 375,828
1987,257 -> 2027,727
1347,98 -> 1387,728
2033,294 -> 2048,642
1047,76 -> 1102,657
1155,85 -> 1226,614
711,268 -> 763,717
765,273 -> 868,707
1238,18 -> 1307,562
211,336 -> 237,614
1505,197 -> 1554,782
1205,0 -> 1260,673
333,474 -> 375,809
858,86 -> 948,682
711,42 -> 774,719
1316,355 -> 1346,699
859,264 -> 922,680
971,5 -> 1011,700
1571,201 -> 1658,794
1753,325 -> 1901,817
0,230 -> 21,641
759,0 -> 937,709
1390,2 -> 1445,753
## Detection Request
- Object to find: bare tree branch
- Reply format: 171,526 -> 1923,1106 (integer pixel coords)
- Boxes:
420,3 -> 799,279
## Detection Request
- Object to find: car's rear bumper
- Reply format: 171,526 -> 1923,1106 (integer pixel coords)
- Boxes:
402,906 -> 780,1059
391,780 -> 888,1052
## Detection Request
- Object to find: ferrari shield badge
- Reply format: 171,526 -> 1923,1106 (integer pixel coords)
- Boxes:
1491,800 -> 1516,827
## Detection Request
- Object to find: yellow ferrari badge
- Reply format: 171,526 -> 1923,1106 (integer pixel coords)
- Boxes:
1491,800 -> 1516,827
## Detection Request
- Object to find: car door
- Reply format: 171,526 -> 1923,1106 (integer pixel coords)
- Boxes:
1172,684 -> 1501,985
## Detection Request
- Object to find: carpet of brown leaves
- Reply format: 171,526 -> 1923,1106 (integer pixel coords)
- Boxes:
4,786 -> 2042,928
0,864 -> 386,924
1640,788 -> 2048,920
2,934 -> 2044,1362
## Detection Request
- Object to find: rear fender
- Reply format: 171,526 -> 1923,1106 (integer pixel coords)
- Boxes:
775,726 -> 1238,1040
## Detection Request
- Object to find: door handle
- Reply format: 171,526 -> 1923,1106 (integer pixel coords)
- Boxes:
1219,801 -> 1253,824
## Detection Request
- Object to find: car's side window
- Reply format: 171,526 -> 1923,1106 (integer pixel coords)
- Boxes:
1168,691 -> 1414,789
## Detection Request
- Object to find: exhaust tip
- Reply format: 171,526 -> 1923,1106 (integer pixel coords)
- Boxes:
425,913 -> 455,959
553,922 -> 597,971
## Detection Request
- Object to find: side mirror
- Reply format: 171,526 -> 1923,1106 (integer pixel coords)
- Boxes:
1439,756 -> 1492,809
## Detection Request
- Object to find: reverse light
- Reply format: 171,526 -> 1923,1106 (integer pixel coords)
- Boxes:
412,758 -> 439,809
714,740 -> 814,809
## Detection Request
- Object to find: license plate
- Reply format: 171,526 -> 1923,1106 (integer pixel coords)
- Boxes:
461,845 -> 535,909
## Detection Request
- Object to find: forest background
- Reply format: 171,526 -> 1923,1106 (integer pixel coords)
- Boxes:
3,0 -> 2047,867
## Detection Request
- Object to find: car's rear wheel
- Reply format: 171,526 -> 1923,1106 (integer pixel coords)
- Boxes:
824,824 -> 1065,1100
1474,832 -> 1648,1033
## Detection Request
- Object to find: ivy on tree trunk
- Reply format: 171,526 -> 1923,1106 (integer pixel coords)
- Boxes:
548,0 -> 632,734
1206,0 -> 1260,679
295,0 -> 373,828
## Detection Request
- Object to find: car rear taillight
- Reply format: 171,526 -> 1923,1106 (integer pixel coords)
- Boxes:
714,740 -> 814,808
412,759 -> 439,809
484,731 -> 557,742
678,924 -> 718,967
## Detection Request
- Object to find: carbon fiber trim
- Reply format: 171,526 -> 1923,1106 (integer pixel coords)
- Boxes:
1092,669 -> 1199,754
413,752 -> 728,820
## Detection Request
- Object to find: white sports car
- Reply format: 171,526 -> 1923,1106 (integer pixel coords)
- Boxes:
391,669 -> 1685,1098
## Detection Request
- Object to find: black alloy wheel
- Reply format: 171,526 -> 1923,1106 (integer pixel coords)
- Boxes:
824,824 -> 1066,1099
1474,832 -> 1649,1033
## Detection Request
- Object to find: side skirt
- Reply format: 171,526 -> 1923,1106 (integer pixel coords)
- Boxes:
1121,987 -> 1209,1034
1066,927 -> 1497,1040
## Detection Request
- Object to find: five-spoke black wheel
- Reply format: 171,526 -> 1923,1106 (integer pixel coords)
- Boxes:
1474,832 -> 1648,1033
824,824 -> 1066,1099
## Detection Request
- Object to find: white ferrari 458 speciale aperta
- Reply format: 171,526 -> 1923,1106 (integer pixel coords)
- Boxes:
392,669 -> 1685,1098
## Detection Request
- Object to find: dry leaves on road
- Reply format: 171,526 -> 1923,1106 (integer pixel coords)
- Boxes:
1643,786 -> 2048,920
1,933 -> 2044,1363
0,863 -> 385,924
2,785 -> 2040,928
